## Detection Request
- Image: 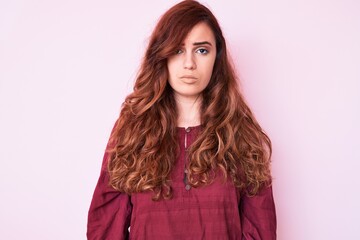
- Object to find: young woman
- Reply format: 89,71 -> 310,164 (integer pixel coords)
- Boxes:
87,1 -> 276,239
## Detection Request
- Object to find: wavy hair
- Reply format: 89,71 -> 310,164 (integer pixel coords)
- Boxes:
108,0 -> 272,200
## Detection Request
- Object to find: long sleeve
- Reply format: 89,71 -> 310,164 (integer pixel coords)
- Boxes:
87,125 -> 132,240
240,185 -> 277,240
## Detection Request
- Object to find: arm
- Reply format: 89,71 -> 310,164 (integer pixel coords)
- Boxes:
87,124 -> 132,240
240,185 -> 277,240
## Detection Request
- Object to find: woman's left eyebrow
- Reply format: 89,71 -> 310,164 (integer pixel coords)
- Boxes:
193,41 -> 212,46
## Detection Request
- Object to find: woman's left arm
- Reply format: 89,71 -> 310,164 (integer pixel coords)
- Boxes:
239,185 -> 277,240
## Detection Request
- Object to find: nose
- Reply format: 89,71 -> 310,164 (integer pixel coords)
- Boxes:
183,52 -> 196,70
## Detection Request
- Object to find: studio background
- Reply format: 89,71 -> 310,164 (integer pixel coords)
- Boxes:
1,0 -> 359,239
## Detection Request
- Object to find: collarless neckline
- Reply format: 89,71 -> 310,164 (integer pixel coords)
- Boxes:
176,125 -> 202,130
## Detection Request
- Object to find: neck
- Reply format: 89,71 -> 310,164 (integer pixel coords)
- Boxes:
175,94 -> 202,128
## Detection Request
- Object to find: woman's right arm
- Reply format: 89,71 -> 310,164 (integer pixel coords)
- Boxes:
87,124 -> 132,240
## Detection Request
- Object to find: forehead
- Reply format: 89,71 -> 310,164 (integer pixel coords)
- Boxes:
182,22 -> 216,44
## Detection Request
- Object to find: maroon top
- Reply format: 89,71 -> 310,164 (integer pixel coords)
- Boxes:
87,126 -> 276,240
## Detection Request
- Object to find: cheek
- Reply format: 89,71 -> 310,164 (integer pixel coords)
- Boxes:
167,59 -> 178,78
200,60 -> 216,84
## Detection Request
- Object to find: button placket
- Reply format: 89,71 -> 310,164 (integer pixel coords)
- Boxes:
184,127 -> 191,191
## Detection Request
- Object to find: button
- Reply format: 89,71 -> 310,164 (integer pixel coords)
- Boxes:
185,127 -> 191,133
185,184 -> 191,190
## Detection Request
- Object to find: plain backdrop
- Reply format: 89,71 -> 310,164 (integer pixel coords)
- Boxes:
1,0 -> 359,239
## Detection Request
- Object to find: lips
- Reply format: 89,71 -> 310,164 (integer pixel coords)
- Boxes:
180,75 -> 198,80
180,75 -> 198,84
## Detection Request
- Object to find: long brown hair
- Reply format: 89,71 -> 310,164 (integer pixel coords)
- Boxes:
108,0 -> 272,200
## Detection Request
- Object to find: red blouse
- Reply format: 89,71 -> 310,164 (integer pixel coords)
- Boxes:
87,126 -> 276,240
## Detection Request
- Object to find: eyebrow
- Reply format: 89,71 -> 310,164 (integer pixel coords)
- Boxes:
193,41 -> 213,46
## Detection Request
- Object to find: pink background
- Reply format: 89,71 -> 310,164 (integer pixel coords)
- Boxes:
1,0 -> 359,239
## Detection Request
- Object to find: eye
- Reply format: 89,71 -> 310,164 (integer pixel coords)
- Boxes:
176,49 -> 183,54
196,48 -> 209,55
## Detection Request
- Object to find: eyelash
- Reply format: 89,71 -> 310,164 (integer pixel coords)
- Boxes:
196,48 -> 209,55
176,48 -> 209,55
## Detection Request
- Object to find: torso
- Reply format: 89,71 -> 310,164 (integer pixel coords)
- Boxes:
129,126 -> 242,240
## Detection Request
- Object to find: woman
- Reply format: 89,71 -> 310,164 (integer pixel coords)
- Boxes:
87,1 -> 276,239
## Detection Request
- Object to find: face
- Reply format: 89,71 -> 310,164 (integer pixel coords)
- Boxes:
167,22 -> 217,102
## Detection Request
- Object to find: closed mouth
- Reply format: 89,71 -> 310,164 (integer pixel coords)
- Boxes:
181,75 -> 197,79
